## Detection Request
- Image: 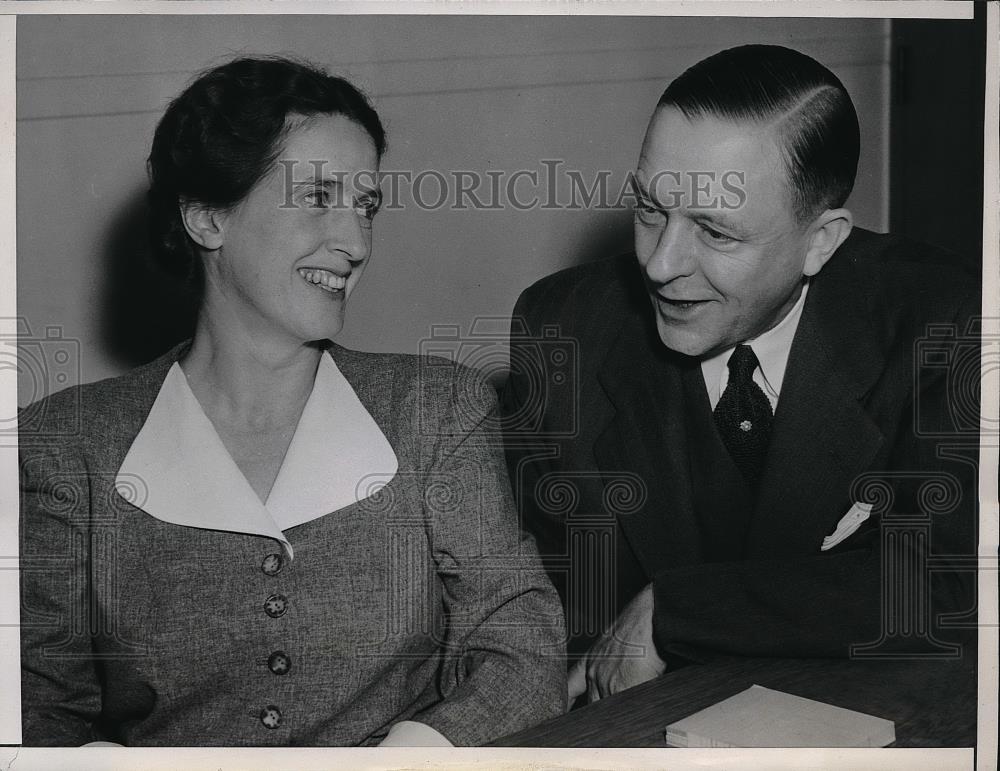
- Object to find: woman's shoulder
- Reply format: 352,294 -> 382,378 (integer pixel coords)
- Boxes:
328,343 -> 498,431
19,344 -> 182,444
328,343 -> 490,390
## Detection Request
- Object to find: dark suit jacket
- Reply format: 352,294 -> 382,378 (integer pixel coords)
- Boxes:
20,343 -> 566,746
502,228 -> 979,661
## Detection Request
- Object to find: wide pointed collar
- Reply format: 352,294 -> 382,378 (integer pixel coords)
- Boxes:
115,350 -> 398,559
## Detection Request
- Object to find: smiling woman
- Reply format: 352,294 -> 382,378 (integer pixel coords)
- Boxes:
18,56 -> 566,747
182,114 -> 378,350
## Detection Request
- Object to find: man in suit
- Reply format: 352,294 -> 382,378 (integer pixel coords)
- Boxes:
502,44 -> 979,703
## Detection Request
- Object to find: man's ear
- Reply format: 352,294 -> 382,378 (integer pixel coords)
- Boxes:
179,199 -> 226,252
803,208 -> 853,277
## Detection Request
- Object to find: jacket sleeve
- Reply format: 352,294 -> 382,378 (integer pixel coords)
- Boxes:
500,296 -> 569,603
412,364 -> 567,745
650,296 -> 979,661
20,437 -> 106,745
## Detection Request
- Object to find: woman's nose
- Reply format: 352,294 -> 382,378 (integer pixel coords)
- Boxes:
325,205 -> 370,264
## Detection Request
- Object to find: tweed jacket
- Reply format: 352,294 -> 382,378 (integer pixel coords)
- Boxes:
502,227 -> 979,661
20,343 -> 566,746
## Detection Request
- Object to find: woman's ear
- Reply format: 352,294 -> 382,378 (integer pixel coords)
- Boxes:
179,199 -> 225,251
802,207 -> 853,277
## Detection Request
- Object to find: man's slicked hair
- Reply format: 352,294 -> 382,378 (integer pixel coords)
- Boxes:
658,44 -> 860,222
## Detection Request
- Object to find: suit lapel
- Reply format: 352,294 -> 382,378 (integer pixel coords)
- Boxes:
593,318 -> 704,573
747,257 -> 887,557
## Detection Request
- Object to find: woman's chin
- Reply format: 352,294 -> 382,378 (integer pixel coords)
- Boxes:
288,303 -> 346,340
301,319 -> 346,345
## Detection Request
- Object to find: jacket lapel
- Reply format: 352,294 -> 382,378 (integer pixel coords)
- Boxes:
593,319 -> 704,573
746,257 -> 887,557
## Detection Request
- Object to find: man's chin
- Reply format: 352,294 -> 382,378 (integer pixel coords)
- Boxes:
654,320 -> 718,359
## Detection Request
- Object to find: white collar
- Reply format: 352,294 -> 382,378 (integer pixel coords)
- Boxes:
115,351 -> 398,559
701,281 -> 809,407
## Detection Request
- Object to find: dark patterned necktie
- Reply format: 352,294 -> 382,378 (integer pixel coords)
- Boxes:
713,344 -> 773,487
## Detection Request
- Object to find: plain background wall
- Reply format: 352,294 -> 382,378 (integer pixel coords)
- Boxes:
16,15 -> 893,404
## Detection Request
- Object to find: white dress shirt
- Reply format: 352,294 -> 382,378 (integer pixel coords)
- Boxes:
700,282 -> 809,411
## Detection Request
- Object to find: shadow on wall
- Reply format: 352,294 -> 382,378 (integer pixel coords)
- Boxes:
99,188 -> 200,370
570,208 -> 635,269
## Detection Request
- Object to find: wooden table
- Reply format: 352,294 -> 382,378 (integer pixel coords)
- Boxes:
494,654 -> 977,747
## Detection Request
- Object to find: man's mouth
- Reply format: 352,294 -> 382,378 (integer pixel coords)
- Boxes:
298,268 -> 347,294
656,295 -> 709,311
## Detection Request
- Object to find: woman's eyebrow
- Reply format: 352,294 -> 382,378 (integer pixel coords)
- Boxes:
310,175 -> 344,187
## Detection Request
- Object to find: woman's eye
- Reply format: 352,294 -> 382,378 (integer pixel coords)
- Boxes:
353,195 -> 380,222
303,188 -> 332,208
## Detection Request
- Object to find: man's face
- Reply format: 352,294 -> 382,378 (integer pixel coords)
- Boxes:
634,106 -> 824,359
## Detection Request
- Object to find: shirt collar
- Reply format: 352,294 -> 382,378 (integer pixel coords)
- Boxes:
115,350 -> 398,559
701,281 -> 810,406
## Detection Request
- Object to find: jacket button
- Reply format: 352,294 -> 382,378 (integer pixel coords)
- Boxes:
261,553 -> 284,576
268,651 -> 292,675
259,705 -> 282,729
263,594 -> 288,618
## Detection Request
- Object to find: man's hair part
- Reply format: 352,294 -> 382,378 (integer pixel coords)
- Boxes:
658,44 -> 860,222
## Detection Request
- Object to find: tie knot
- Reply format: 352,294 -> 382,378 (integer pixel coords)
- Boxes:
727,344 -> 760,384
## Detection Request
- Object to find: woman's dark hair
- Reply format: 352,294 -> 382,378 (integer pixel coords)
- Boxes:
147,55 -> 386,282
659,44 -> 860,222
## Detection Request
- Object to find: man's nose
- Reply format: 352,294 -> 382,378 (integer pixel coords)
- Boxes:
644,218 -> 696,284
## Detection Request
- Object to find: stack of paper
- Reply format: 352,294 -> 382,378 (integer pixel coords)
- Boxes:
665,685 -> 896,747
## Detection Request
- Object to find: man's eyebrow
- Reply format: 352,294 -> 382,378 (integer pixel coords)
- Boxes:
633,179 -> 669,208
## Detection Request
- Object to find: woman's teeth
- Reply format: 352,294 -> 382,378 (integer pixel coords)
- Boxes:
298,268 -> 347,293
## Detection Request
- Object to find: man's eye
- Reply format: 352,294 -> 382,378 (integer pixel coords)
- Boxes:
634,202 -> 666,226
700,223 -> 735,244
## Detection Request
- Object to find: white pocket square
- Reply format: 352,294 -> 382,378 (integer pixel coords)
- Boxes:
821,502 -> 873,551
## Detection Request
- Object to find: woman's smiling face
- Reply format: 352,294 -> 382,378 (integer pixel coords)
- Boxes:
206,113 -> 381,347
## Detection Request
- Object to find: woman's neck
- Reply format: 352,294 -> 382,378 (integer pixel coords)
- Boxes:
178,318 -> 325,504
179,317 -> 323,431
